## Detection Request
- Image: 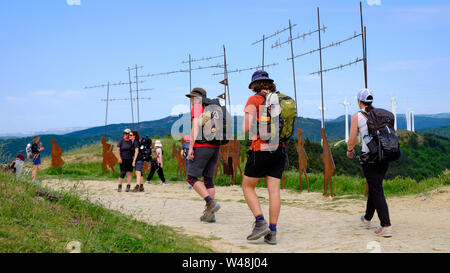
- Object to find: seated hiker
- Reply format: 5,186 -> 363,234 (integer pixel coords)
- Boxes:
9,154 -> 25,178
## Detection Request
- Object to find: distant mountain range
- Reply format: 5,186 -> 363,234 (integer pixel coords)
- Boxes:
1,113 -> 449,161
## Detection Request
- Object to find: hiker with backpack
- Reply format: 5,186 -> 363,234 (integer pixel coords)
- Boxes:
241,70 -> 295,245
30,135 -> 44,183
130,130 -> 145,192
347,89 -> 400,237
185,87 -> 223,223
145,140 -> 167,185
117,129 -> 134,192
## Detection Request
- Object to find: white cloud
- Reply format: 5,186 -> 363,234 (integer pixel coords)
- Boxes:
367,0 -> 381,6
66,0 -> 81,6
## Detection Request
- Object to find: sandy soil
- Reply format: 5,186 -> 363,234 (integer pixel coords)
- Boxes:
43,179 -> 450,253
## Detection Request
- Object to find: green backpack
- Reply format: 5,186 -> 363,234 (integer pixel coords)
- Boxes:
256,91 -> 296,143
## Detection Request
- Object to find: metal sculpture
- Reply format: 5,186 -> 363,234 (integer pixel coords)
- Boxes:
101,136 -> 118,172
51,139 -> 64,168
172,142 -> 186,177
320,128 -> 335,196
296,129 -> 310,192
214,140 -> 242,185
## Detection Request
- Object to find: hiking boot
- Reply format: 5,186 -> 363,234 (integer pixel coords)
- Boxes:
201,212 -> 216,223
125,184 -> 131,192
375,226 -> 392,237
264,231 -> 277,245
131,185 -> 140,192
146,181 -> 152,185
139,185 -> 144,192
200,200 -> 220,223
117,184 -> 122,192
162,182 -> 169,186
360,216 -> 372,229
247,220 -> 270,241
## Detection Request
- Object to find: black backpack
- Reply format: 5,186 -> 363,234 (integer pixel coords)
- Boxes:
195,97 -> 231,146
361,108 -> 401,163
139,136 -> 152,162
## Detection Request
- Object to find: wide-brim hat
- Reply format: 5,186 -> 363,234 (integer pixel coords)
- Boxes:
155,140 -> 162,147
248,70 -> 274,89
185,87 -> 206,98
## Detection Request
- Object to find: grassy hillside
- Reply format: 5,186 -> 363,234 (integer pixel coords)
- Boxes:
418,126 -> 450,138
0,172 -> 213,253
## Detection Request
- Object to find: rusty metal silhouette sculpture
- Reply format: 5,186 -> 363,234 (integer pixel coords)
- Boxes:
172,142 -> 186,177
296,129 -> 310,192
320,128 -> 335,196
101,136 -> 118,172
51,139 -> 64,168
214,140 -> 243,185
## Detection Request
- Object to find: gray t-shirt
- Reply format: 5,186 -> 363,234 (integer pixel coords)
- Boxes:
117,138 -> 133,160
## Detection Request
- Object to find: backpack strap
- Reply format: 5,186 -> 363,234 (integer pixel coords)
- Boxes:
359,110 -> 369,120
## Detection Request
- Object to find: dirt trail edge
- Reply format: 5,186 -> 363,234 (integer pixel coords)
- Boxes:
43,179 -> 450,253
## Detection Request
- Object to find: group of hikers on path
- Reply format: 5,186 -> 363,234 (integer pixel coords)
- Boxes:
116,129 -> 167,193
20,69 -> 395,245
165,70 -> 394,244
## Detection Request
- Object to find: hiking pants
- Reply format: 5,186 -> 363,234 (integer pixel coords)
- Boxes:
362,162 -> 391,227
146,161 -> 166,182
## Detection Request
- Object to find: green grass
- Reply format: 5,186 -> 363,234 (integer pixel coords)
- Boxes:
0,172 -> 213,253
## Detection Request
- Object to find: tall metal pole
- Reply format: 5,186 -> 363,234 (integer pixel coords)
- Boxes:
105,82 -> 110,137
127,67 -> 135,131
364,26 -> 368,87
360,1 -> 367,88
223,45 -> 231,112
288,19 -> 299,127
317,8 -> 325,129
135,64 -> 140,132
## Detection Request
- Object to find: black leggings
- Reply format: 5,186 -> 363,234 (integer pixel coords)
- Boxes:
362,162 -> 391,227
146,161 -> 166,182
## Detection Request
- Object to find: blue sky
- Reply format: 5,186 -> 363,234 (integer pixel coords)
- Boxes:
1,0 -> 449,135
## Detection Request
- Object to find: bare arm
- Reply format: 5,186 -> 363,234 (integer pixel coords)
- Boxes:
188,118 -> 199,160
132,148 -> 138,166
347,114 -> 359,158
116,147 -> 122,163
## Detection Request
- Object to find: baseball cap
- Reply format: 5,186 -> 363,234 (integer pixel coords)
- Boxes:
248,70 -> 274,89
123,129 -> 131,134
185,87 -> 207,98
357,88 -> 374,103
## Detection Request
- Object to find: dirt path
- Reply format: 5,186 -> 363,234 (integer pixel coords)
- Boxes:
43,179 -> 450,253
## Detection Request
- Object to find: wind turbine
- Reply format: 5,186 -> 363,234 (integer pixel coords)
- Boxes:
318,106 -> 327,145
318,106 -> 328,129
410,109 -> 415,132
339,98 -> 351,142
405,108 -> 410,131
389,95 -> 398,131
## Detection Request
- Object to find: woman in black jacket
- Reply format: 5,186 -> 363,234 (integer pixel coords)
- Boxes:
347,89 -> 392,237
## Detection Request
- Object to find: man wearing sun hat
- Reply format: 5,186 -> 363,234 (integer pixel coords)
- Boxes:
185,87 -> 221,223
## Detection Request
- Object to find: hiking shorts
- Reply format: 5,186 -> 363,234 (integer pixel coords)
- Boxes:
32,156 -> 41,166
244,146 -> 286,179
135,160 -> 144,172
187,147 -> 220,179
119,158 -> 133,178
